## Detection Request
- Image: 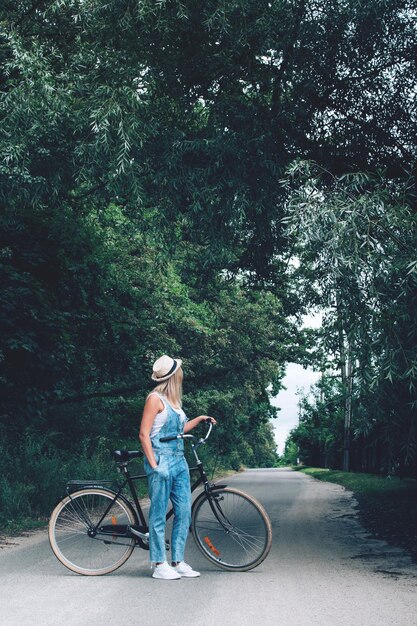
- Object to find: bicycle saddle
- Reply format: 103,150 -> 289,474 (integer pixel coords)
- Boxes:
112,449 -> 142,463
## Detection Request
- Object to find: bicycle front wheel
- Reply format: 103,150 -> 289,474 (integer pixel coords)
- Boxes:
49,488 -> 136,576
191,487 -> 272,571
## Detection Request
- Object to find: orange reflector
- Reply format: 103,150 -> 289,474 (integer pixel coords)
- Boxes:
111,516 -> 117,525
204,536 -> 220,557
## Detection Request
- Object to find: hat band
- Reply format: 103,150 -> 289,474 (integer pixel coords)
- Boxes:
158,359 -> 177,379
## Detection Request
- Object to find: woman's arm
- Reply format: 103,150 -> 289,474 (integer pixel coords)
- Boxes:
183,415 -> 217,433
139,394 -> 164,469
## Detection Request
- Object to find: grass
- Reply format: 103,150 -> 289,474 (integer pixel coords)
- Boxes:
1,517 -> 47,537
295,466 -> 417,563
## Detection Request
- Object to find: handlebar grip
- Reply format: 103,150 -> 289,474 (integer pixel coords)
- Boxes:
159,435 -> 180,442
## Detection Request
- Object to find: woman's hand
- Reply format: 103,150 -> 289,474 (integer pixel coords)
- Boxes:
198,415 -> 217,425
183,415 -> 217,433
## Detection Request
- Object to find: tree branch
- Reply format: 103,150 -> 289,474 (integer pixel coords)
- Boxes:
270,0 -> 306,119
54,384 -> 145,405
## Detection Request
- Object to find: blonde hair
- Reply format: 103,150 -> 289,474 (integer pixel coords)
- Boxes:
151,366 -> 183,408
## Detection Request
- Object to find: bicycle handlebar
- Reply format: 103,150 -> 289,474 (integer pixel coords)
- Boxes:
159,420 -> 214,444
159,434 -> 190,442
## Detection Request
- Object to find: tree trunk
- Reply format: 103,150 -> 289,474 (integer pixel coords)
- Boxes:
337,300 -> 353,472
343,354 -> 353,472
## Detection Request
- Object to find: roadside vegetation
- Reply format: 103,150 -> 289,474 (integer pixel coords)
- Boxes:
295,467 -> 417,564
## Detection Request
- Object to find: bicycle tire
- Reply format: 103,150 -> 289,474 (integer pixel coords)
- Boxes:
191,487 -> 272,571
49,488 -> 137,576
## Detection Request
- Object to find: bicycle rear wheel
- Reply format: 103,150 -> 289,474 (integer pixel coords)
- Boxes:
191,487 -> 272,571
49,488 -> 136,576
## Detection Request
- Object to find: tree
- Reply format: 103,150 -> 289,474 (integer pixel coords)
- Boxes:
282,438 -> 299,466
282,161 -> 417,474
288,375 -> 345,468
2,1 -> 415,281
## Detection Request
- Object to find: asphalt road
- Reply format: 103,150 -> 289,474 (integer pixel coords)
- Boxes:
1,468 -> 416,626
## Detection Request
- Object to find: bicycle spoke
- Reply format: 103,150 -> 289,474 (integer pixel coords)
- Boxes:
59,502 -> 91,530
49,489 -> 136,575
192,488 -> 272,571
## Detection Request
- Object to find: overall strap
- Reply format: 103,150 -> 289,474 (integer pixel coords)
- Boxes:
150,392 -> 185,455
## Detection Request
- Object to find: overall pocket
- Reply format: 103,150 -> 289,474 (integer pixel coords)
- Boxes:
144,451 -> 160,474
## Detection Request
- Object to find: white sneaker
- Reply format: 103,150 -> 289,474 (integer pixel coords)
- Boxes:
152,562 -> 181,580
173,561 -> 200,577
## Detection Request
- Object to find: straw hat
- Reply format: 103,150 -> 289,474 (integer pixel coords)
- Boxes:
151,355 -> 182,382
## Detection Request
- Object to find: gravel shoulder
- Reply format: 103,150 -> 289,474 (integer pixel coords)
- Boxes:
295,467 -> 417,565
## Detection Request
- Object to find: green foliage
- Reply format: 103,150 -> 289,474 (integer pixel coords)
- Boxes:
282,439 -> 299,466
297,466 -> 415,494
2,0 -> 415,279
0,434 -> 128,528
283,162 -> 417,473
286,375 -> 345,468
1,0 -> 416,524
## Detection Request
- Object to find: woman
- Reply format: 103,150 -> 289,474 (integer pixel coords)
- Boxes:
139,354 -> 216,580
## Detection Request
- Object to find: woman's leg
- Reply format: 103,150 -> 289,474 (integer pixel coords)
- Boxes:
147,462 -> 172,563
169,458 -> 192,563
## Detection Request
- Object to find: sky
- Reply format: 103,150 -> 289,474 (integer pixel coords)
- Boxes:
271,313 -> 322,455
271,363 -> 321,454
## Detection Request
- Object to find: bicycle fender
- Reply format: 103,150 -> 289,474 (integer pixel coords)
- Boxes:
50,486 -> 116,511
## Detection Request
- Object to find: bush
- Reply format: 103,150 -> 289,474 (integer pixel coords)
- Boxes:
0,434 -> 147,531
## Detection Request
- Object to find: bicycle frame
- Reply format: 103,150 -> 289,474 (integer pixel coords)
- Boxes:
65,423 -> 224,543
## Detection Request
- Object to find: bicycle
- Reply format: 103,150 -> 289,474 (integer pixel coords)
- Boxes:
48,422 -> 272,575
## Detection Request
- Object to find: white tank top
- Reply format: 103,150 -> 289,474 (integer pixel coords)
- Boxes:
149,392 -> 187,439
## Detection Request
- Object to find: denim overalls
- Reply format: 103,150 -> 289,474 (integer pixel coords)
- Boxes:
144,393 -> 192,564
